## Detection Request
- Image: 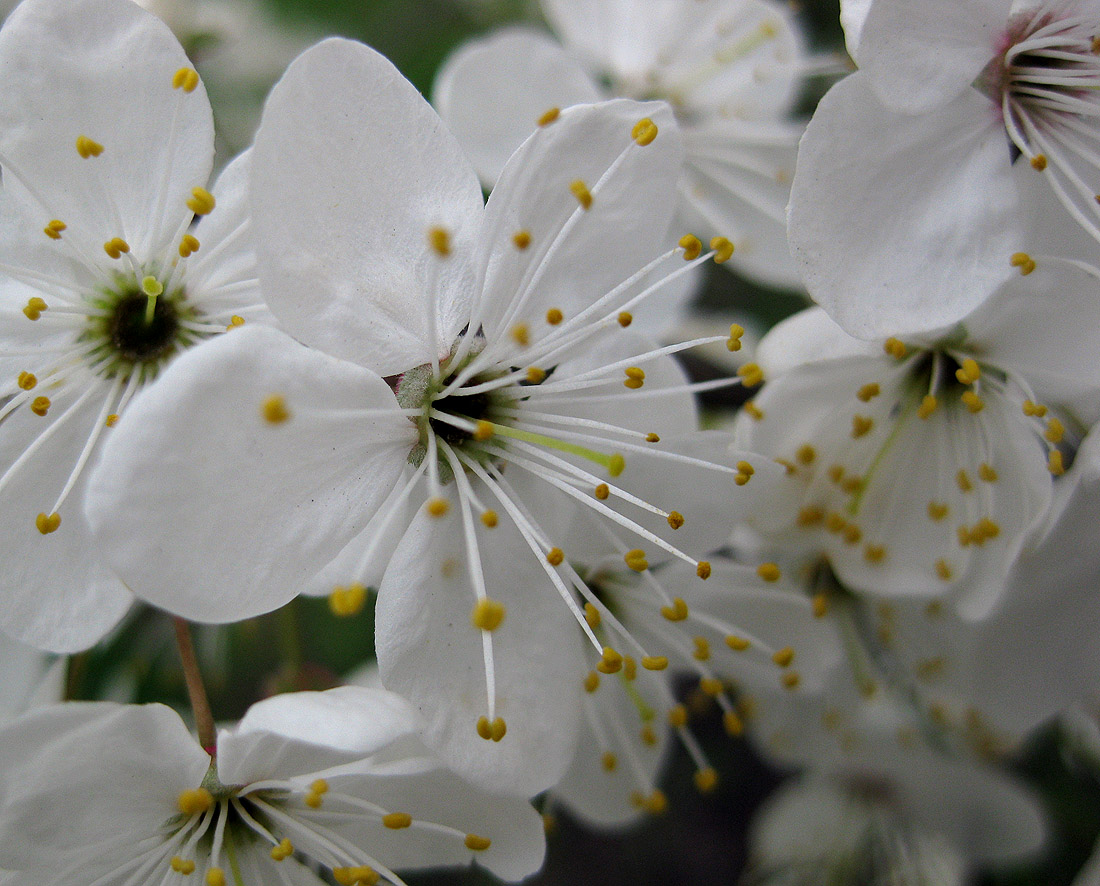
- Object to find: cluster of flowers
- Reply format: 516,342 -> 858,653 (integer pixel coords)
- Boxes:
2,0 -> 1100,882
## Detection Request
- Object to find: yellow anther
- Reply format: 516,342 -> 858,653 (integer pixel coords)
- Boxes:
172,66 -> 200,92
642,655 -> 668,671
857,382 -> 880,402
187,187 -> 216,215
738,363 -> 763,388
883,337 -> 907,359
975,517 -> 1001,540
863,543 -> 886,563
710,237 -> 735,263
480,509 -> 498,528
594,483 -> 610,500
546,547 -> 564,566
170,857 -> 196,874
692,636 -> 711,661
545,307 -> 563,326
643,790 -> 668,814
178,788 -> 214,816
726,322 -> 744,351
1045,418 -> 1065,443
466,832 -> 493,852
270,838 -> 294,861
512,229 -> 531,250
667,511 -> 684,529
106,414 -> 119,427
206,869 -> 226,886
961,390 -> 984,413
333,867 -> 380,886
328,583 -> 367,617
624,548 -> 649,572
696,560 -> 711,580
511,323 -> 530,346
76,135 -> 103,158
1030,153 -> 1048,170
743,400 -> 764,420
537,107 -> 560,126
812,592 -> 828,618
426,498 -> 449,517
956,470 -> 973,492
524,366 -> 546,385
1011,251 -> 1037,275
103,237 -> 130,259
843,524 -> 862,545
227,316 -> 245,330
734,471 -> 751,486
35,512 -> 61,534
851,414 -> 873,437
1023,399 -> 1048,417
583,671 -> 600,693
935,558 -> 954,581
261,394 -> 290,424
726,634 -> 750,651
645,432 -> 661,443
917,394 -> 938,419
584,602 -> 601,629
627,656 -> 640,681
827,464 -> 845,484
471,598 -> 506,631
597,646 -> 624,674
797,506 -> 824,527
17,371 -> 36,390
661,597 -> 689,621
177,233 -> 201,257
678,234 -> 702,260
30,396 -> 50,417
977,463 -> 998,483
43,219 -> 66,239
601,751 -> 618,771
623,366 -> 646,389
465,419 -> 492,443
955,358 -> 981,384
631,117 -> 659,146
825,512 -> 847,533
570,179 -> 593,209
772,647 -> 794,668
428,226 -> 451,256
310,779 -> 329,796
639,725 -> 658,746
694,768 -> 719,793
841,475 -> 864,495
668,704 -> 689,728
781,670 -> 801,690
1049,450 -> 1065,475
723,710 -> 744,736
756,562 -> 781,582
927,501 -> 949,521
617,311 -> 633,327
475,716 -> 506,741
699,677 -> 724,697
382,812 -> 412,829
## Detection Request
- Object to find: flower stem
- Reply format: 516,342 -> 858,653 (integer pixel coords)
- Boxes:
173,616 -> 216,751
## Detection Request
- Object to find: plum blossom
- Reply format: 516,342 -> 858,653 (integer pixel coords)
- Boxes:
434,0 -> 820,287
0,0 -> 265,652
86,39 -> 763,795
0,688 -> 545,885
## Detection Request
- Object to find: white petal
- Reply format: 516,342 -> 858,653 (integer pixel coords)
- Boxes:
839,0 -> 873,62
0,0 -> 214,260
0,702 -> 209,872
376,500 -> 584,797
86,325 -> 416,623
218,687 -> 422,785
476,99 -> 683,344
859,0 -> 1010,112
753,306 -> 881,379
433,27 -> 603,187
251,38 -> 484,375
788,74 -> 1023,339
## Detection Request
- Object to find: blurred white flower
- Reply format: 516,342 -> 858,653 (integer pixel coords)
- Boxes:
0,688 -> 546,885
0,0 -> 265,652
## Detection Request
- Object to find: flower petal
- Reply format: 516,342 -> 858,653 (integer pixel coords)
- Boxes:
86,325 -> 416,623
251,38 -> 484,375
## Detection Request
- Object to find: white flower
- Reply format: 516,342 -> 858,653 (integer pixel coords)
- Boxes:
0,688 -> 545,885
789,0 -> 1100,337
86,39 -> 761,794
733,259 -> 1100,617
434,0 -> 818,287
0,0 -> 265,652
